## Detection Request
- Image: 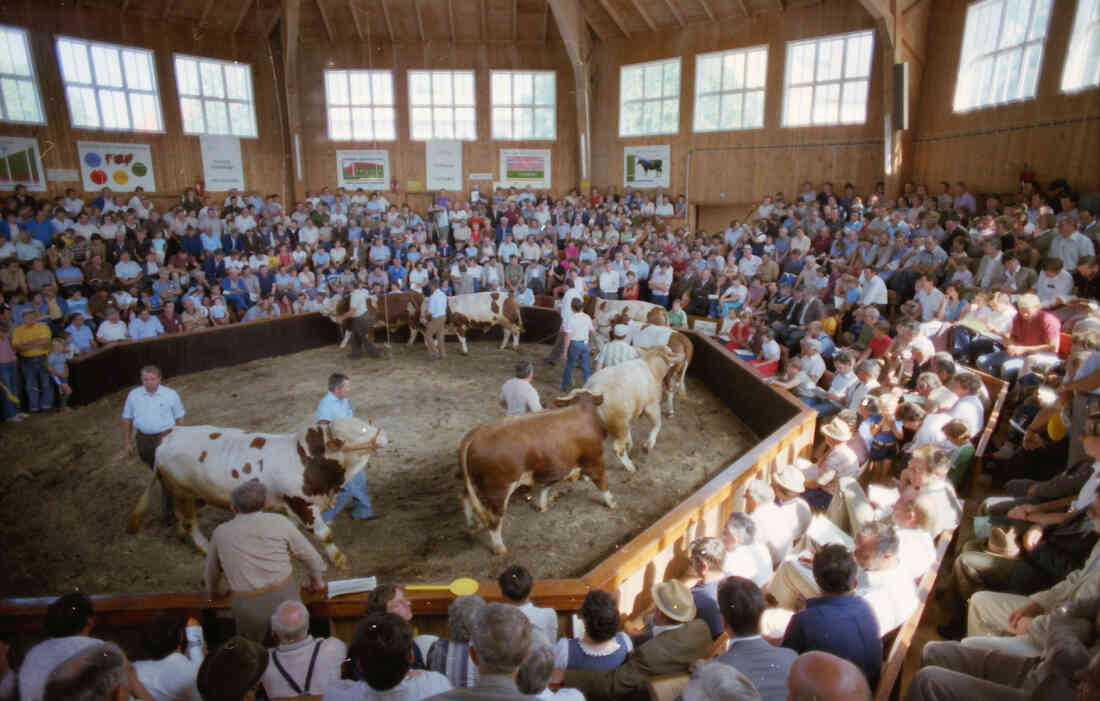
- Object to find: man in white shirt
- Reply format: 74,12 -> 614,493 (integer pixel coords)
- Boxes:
500,360 -> 542,416
422,283 -> 449,359
559,296 -> 595,391
1049,218 -> 1095,270
96,308 -> 130,344
597,261 -> 620,299
18,594 -> 102,701
260,600 -> 346,698
799,338 -> 827,384
133,613 -> 205,701
914,274 -> 946,323
738,245 -> 762,279
498,565 -> 557,642
720,512 -> 773,588
858,267 -> 888,307
337,286 -> 385,359
546,276 -> 583,365
948,372 -> 986,436
1034,257 -> 1074,307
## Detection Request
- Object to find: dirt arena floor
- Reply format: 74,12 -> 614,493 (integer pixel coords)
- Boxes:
0,338 -> 758,596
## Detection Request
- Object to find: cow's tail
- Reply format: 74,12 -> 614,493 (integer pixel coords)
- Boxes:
126,469 -> 160,533
459,433 -> 489,529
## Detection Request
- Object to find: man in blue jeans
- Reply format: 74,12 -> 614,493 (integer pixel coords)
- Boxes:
559,297 -> 595,391
317,372 -> 376,522
11,308 -> 53,413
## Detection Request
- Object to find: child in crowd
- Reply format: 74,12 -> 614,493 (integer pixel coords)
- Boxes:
47,336 -> 72,410
668,299 -> 687,329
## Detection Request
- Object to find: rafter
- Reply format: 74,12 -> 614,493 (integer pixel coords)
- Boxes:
314,0 -> 334,41
266,6 -> 283,33
735,0 -> 750,17
448,0 -> 456,42
581,8 -> 612,42
349,0 -> 363,40
414,0 -> 425,41
775,0 -> 785,11
233,0 -> 255,33
696,0 -> 715,20
599,0 -> 630,37
162,0 -> 174,20
544,1 -> 551,43
513,0 -> 518,41
198,0 -> 217,27
629,0 -> 656,31
662,0 -> 684,26
381,0 -> 395,41
481,0 -> 488,41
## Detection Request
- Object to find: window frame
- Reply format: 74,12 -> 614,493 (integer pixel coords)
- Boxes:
618,57 -> 682,137
0,24 -> 46,126
407,69 -> 477,141
692,45 -> 768,133
173,53 -> 258,138
55,35 -> 164,133
490,70 -> 556,141
323,68 -> 396,142
781,29 -> 875,128
1061,0 -> 1100,94
952,0 -> 1054,113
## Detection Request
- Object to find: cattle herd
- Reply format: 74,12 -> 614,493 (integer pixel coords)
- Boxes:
128,293 -> 694,560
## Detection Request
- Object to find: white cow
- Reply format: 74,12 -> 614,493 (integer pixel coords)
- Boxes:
126,417 -> 388,567
624,320 -> 694,416
558,347 -> 683,473
585,298 -> 669,340
444,291 -> 525,354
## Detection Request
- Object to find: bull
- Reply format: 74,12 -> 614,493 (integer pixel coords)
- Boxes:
445,291 -> 525,355
621,319 -> 694,416
322,291 -> 425,347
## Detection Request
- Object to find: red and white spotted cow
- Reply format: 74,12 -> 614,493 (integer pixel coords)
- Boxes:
126,417 -> 388,566
445,291 -> 524,355
623,320 -> 694,416
322,291 -> 425,347
584,298 -> 669,340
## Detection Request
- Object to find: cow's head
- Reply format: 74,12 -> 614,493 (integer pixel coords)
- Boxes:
553,389 -> 605,409
298,417 -> 389,497
639,346 -> 685,379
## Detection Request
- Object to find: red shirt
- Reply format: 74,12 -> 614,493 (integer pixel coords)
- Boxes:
1011,310 -> 1060,347
869,333 -> 892,358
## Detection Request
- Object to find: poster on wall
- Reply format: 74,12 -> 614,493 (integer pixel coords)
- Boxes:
426,140 -> 462,191
0,137 -> 46,191
624,145 -> 671,189
499,149 -> 551,189
200,135 -> 245,191
77,141 -> 156,192
336,149 -> 389,190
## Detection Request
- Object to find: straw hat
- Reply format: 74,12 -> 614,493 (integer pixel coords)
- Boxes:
774,466 -> 806,494
651,580 -> 697,623
984,527 -> 1021,559
821,417 -> 852,442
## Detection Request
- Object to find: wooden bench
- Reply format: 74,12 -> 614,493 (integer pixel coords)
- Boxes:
967,367 -> 1010,496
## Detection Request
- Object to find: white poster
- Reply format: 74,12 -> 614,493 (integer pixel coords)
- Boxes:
498,149 -> 551,189
624,144 -> 671,189
0,137 -> 46,191
77,141 -> 156,192
336,149 -> 389,190
426,140 -> 462,191
200,135 -> 245,191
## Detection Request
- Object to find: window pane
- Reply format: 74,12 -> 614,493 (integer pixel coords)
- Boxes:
374,107 -> 395,140
200,61 -> 224,99
433,106 -> 454,138
372,72 -> 392,105
845,34 -> 873,78
176,57 -> 199,95
662,60 -> 679,97
225,64 -> 250,100
661,98 -> 678,132
67,85 -> 99,127
228,101 -> 254,136
534,73 -> 554,105
492,72 -> 511,105
722,53 -> 745,91
720,92 -> 742,129
409,72 -> 431,105
621,101 -> 643,135
787,85 -> 812,125
746,50 -> 767,88
643,64 -> 663,98
455,107 -> 476,139
130,92 -> 159,131
58,40 -> 92,84
99,88 -> 129,128
1020,43 -> 1043,96
492,106 -> 511,138
1,30 -> 30,76
622,66 -> 643,101
695,94 -> 719,131
181,96 -> 205,132
812,83 -> 839,123
513,106 -> 533,138
513,72 -> 533,104
642,100 -> 661,132
91,46 -> 123,87
329,105 -> 351,140
411,106 -> 431,138
744,90 -> 764,127
122,50 -> 153,91
697,55 -> 721,93
326,71 -> 348,105
1000,0 -> 1027,48
349,72 -> 371,105
432,72 -> 452,105
454,72 -> 474,104
840,80 -> 867,123
790,43 -> 815,84
350,106 -> 372,140
817,38 -> 844,81
204,99 -> 228,134
534,107 -> 554,138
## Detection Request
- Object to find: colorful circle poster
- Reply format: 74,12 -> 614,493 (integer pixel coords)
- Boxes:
77,141 -> 156,192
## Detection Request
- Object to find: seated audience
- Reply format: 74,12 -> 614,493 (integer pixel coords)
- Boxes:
786,651 -> 872,701
553,589 -> 632,671
196,635 -> 268,701
261,600 -> 346,698
427,594 -> 486,688
499,564 -> 558,643
19,592 -> 101,701
132,612 -> 205,701
326,612 -> 451,701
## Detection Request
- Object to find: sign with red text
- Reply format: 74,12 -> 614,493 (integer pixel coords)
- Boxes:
77,141 -> 156,192
499,149 -> 550,189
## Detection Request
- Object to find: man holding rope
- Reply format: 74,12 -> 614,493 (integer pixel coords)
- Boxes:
334,285 -> 386,360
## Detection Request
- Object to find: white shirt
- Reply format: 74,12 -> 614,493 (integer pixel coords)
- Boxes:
19,636 -> 99,701
1035,270 -> 1074,307
760,339 -> 781,361
914,287 -> 945,322
913,412 -> 952,450
262,636 -> 347,698
899,528 -> 937,581
801,353 -> 826,383
500,378 -> 541,416
323,670 -> 452,701
560,288 -> 582,324
563,312 -> 595,342
349,288 -> 371,317
723,543 -> 774,588
518,601 -> 558,643
858,564 -> 919,634
122,385 -> 186,434
428,288 -> 448,318
133,626 -> 205,701
598,270 -> 620,293
859,274 -> 888,305
649,267 -> 673,293
950,395 -> 985,436
96,319 -> 129,342
1073,462 -> 1100,513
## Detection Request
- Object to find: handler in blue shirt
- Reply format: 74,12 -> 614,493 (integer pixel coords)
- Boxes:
317,372 -> 375,522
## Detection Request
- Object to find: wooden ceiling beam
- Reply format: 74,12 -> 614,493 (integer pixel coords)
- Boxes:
513,0 -> 518,41
266,7 -> 283,33
162,0 -> 174,20
696,0 -> 715,20
662,0 -> 684,26
414,0 -> 426,42
481,0 -> 488,41
581,8 -> 612,42
775,0 -> 785,11
198,0 -> 217,27
233,0 -> 256,33
381,0 -> 395,41
349,0 -> 364,40
735,0 -> 750,17
544,1 -> 551,43
315,0 -> 334,41
599,0 -> 630,37
630,0 -> 656,31
448,0 -> 456,42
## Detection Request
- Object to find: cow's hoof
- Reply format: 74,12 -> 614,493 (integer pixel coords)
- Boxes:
604,496 -> 618,509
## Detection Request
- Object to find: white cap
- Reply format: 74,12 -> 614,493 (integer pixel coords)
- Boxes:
613,324 -> 630,338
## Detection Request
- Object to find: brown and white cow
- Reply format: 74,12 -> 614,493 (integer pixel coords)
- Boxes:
459,393 -> 613,555
445,291 -> 524,354
584,298 -> 669,339
322,291 -> 425,347
561,346 -> 683,473
623,320 -> 694,416
126,417 -> 388,566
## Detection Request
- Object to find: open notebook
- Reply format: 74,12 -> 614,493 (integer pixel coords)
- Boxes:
326,576 -> 377,599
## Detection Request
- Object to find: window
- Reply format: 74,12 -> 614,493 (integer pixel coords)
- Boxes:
56,36 -> 163,132
619,58 -> 680,137
491,71 -> 555,140
953,0 -> 1053,112
408,70 -> 475,140
693,46 -> 767,132
0,25 -> 45,124
783,30 -> 873,127
324,70 -> 395,141
175,55 -> 257,137
1062,0 -> 1100,93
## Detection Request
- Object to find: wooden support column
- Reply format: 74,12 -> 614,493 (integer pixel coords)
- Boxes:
549,0 -> 593,188
282,0 -> 303,202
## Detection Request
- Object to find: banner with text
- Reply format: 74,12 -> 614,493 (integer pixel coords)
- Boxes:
426,140 -> 462,191
0,136 -> 46,191
336,149 -> 389,190
499,149 -> 551,189
78,141 -> 156,192
624,144 -> 670,189
200,135 -> 245,191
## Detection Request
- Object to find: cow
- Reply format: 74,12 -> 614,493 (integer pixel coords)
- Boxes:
562,346 -> 683,473
126,417 -> 389,567
459,392 -> 613,555
584,297 -> 669,340
322,291 -> 425,348
444,291 -> 524,355
636,158 -> 663,176
622,321 -> 694,416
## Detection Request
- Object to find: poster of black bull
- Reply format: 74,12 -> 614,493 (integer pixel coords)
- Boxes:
624,144 -> 671,189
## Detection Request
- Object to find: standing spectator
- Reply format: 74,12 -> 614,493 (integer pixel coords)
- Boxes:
498,564 -> 557,642
425,282 -> 449,360
11,308 -> 53,412
46,337 -> 71,410
260,600 -> 346,698
318,372 -> 375,522
559,297 -> 594,391
500,359 -> 541,416
0,308 -> 25,422
122,365 -> 185,525
204,480 -> 326,641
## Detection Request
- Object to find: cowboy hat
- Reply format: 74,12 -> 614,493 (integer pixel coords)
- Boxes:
821,418 -> 852,442
774,466 -> 806,494
651,580 -> 697,623
984,527 -> 1020,559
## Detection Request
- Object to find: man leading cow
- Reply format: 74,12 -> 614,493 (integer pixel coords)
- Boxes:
318,373 -> 376,523
122,365 -> 185,527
